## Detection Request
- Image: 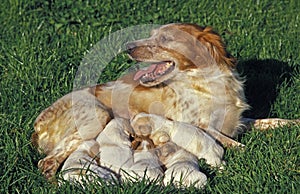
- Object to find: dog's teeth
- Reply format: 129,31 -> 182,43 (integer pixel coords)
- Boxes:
166,62 -> 172,68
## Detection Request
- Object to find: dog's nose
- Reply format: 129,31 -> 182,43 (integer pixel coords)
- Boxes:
126,42 -> 136,52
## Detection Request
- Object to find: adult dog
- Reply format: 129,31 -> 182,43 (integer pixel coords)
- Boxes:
32,23 -> 298,183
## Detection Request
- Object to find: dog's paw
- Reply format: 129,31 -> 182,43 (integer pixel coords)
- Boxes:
38,157 -> 60,180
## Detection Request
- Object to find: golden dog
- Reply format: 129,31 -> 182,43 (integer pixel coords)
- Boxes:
32,23 -> 298,187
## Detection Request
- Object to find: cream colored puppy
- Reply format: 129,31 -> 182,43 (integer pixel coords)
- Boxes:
155,142 -> 207,188
60,139 -> 118,184
95,118 -> 133,174
131,113 -> 224,167
127,141 -> 164,181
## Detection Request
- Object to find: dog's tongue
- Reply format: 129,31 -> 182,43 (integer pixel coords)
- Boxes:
134,64 -> 157,81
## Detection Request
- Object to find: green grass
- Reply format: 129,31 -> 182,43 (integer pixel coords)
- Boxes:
0,0 -> 299,193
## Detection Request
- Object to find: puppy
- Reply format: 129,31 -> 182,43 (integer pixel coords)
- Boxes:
131,113 -> 224,167
60,139 -> 118,184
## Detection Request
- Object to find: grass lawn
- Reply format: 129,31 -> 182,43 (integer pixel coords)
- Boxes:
0,0 -> 299,193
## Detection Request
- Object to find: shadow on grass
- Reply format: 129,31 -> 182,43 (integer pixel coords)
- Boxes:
237,59 -> 296,118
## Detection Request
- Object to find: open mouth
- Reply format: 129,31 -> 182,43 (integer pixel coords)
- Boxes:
134,61 -> 175,84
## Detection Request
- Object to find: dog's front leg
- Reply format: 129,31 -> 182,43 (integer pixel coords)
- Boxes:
38,131 -> 82,180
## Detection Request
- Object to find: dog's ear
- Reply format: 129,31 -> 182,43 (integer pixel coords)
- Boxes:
176,24 -> 236,69
196,27 -> 237,69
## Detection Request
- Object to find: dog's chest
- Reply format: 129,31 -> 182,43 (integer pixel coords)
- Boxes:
163,81 -> 214,128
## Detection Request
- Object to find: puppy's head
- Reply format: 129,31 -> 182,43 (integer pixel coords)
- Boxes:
127,23 -> 236,87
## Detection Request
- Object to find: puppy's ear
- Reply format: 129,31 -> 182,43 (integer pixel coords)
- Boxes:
197,27 -> 237,69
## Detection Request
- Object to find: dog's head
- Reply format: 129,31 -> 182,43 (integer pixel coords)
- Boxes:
127,23 -> 236,87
